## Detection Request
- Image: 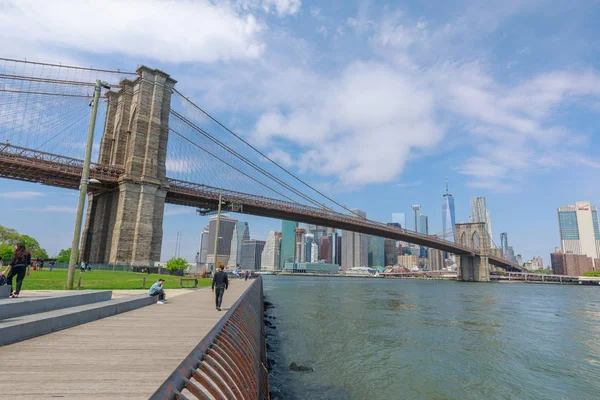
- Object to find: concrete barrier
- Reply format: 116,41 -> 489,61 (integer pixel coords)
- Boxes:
0,290 -> 112,320
0,294 -> 157,346
0,285 -> 10,298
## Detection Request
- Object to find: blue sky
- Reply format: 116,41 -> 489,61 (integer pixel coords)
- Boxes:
1,0 -> 599,265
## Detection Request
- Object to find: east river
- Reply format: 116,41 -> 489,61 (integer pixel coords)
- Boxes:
263,275 -> 600,400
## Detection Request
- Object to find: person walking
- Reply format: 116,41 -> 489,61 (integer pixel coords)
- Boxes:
244,270 -> 249,281
49,260 -> 55,272
6,243 -> 31,298
212,264 -> 229,311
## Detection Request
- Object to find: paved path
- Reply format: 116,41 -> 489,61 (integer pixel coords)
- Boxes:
0,281 -> 252,400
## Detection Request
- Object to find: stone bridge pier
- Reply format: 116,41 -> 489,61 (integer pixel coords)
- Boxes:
81,67 -> 176,266
454,222 -> 503,282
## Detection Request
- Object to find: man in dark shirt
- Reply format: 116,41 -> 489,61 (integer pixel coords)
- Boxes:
211,265 -> 229,311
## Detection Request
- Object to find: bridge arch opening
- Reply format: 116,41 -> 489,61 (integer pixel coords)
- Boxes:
472,231 -> 480,249
460,232 -> 467,247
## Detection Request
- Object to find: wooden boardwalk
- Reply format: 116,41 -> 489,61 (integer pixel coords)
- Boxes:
0,280 -> 252,400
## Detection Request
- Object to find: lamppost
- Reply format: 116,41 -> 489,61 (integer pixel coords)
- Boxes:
210,194 -> 223,277
66,80 -> 109,290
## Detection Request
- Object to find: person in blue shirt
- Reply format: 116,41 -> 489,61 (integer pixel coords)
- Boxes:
149,278 -> 166,304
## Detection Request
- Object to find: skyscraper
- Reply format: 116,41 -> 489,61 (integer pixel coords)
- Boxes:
261,231 -> 281,271
228,221 -> 249,268
206,216 -> 237,267
418,213 -> 429,235
240,240 -> 265,270
305,234 -> 314,263
558,201 -> 600,264
280,220 -> 298,269
384,239 -> 397,266
412,205 -> 421,232
295,228 -> 307,263
319,236 -> 332,263
391,213 -> 406,229
500,232 -> 508,256
368,236 -> 385,268
308,225 -> 328,246
311,241 -> 319,264
341,209 -> 368,268
199,225 -> 209,265
471,197 -> 494,247
442,178 -> 456,242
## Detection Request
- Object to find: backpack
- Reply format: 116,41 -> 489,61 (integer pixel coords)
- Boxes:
0,274 -> 7,286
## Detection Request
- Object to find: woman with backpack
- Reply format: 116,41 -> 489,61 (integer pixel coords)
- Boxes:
6,243 -> 31,298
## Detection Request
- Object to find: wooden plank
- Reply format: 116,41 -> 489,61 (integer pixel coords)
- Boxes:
0,281 -> 252,400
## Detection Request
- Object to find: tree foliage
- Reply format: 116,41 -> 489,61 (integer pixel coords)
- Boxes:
583,270 -> 600,277
0,224 -> 49,260
56,248 -> 72,263
166,257 -> 188,272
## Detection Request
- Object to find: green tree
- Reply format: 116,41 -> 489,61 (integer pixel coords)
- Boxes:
166,257 -> 188,272
0,243 -> 14,262
56,248 -> 72,263
19,234 -> 48,259
0,225 -> 20,244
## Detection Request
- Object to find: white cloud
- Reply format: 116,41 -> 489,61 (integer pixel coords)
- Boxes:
237,0 -> 301,17
267,149 -> 294,167
253,62 -> 442,186
0,0 -> 265,63
0,191 -> 46,199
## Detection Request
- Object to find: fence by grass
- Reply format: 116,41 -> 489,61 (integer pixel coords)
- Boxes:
16,269 -> 211,290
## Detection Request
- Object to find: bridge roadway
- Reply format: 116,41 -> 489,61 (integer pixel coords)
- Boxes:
0,143 -> 521,271
0,282 -> 252,400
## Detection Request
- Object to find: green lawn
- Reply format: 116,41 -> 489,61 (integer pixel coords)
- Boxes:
16,269 -> 212,290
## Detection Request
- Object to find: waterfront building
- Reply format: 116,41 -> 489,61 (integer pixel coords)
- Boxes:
397,255 -> 419,269
418,213 -> 429,235
557,201 -> 600,266
412,205 -> 421,232
391,213 -> 406,229
305,234 -> 314,263
530,256 -> 543,270
428,248 -> 445,271
199,225 -> 209,265
228,221 -> 249,268
311,241 -> 319,264
280,220 -> 299,269
283,262 -> 340,274
308,225 -> 328,246
261,231 -> 281,271
442,178 -> 456,243
319,236 -> 332,263
505,246 -> 517,263
384,239 -> 397,266
341,209 -> 368,269
206,215 -> 237,267
516,254 -> 523,265
295,228 -> 307,263
551,248 -> 594,276
240,239 -> 265,270
335,234 -> 342,265
368,236 -> 385,268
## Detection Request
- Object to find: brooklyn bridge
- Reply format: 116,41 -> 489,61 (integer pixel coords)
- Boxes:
0,58 -> 522,281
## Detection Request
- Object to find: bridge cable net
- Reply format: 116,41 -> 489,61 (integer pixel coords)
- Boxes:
0,58 -> 134,160
169,90 -> 367,215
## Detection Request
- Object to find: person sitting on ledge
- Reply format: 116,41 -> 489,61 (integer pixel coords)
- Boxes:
149,278 -> 166,304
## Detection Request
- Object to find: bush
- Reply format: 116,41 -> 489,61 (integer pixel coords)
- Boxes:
583,270 -> 600,277
166,257 -> 188,273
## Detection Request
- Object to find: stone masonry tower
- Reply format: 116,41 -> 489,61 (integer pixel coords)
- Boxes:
81,67 -> 176,266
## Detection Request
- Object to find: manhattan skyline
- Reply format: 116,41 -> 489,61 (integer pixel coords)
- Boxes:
0,0 -> 599,267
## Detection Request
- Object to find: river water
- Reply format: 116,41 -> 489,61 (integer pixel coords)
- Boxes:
263,276 -> 600,400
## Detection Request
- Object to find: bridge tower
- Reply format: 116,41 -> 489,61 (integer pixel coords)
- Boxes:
81,67 -> 176,266
455,222 -> 493,282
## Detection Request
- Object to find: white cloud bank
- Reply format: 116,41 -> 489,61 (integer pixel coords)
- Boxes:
0,0 -> 265,63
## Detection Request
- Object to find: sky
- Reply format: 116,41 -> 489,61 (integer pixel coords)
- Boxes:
1,0 -> 599,265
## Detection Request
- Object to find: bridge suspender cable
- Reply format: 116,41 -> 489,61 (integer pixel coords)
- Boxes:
172,89 -> 363,218
170,109 -> 327,209
168,127 -> 302,205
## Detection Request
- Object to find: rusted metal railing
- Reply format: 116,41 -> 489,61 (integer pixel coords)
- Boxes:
150,277 -> 269,400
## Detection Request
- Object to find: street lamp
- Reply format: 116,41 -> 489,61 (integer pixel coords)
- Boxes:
209,194 -> 224,277
66,80 -> 108,290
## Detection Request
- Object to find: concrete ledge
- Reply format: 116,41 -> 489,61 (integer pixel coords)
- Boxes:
0,285 -> 10,298
0,294 -> 157,346
0,290 -> 113,320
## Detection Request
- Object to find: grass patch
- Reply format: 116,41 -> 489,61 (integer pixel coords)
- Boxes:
16,269 -> 212,290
